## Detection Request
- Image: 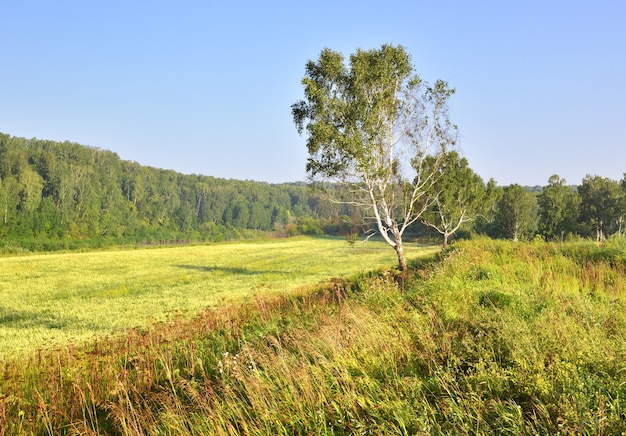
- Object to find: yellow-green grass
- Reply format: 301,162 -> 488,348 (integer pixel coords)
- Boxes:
3,238 -> 626,434
0,236 -> 435,357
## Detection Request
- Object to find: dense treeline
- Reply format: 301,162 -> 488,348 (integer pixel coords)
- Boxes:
0,133 -> 358,250
476,174 -> 626,243
1,132 -> 624,251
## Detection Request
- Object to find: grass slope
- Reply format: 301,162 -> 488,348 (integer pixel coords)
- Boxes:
1,238 -> 626,434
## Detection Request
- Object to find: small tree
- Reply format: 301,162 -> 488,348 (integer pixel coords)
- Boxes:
292,45 -> 457,272
578,175 -> 621,241
492,184 -> 537,241
420,151 -> 485,248
538,175 -> 579,241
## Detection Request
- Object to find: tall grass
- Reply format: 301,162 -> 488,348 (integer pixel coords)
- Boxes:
1,238 -> 625,434
410,238 -> 626,434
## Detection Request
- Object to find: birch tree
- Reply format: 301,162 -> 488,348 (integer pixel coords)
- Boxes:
421,151 -> 485,248
493,184 -> 537,242
537,175 -> 579,241
578,175 -> 621,241
292,44 -> 457,272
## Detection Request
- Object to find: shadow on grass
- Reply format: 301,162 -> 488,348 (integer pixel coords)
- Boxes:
0,307 -> 71,330
177,264 -> 289,276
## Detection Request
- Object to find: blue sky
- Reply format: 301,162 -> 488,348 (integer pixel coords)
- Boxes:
1,1 -> 624,186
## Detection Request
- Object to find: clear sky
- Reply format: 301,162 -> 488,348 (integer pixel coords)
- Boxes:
1,1 -> 624,186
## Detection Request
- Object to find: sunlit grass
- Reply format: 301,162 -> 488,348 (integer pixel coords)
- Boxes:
2,238 -> 626,434
0,236 -> 435,356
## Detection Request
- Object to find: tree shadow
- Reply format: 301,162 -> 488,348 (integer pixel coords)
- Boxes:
176,264 -> 288,276
0,307 -> 71,330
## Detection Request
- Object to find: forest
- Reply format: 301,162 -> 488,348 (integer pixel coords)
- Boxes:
0,132 -> 624,251
0,133 -> 360,251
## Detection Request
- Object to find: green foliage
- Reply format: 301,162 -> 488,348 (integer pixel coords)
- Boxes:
293,45 -> 457,271
489,184 -> 538,241
294,216 -> 323,235
578,174 -> 623,241
538,174 -> 579,241
345,231 -> 359,246
421,151 -> 486,248
0,133 -> 361,250
2,131 -> 623,250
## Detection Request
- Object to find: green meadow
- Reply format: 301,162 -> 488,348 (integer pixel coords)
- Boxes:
0,237 -> 433,356
2,237 -> 626,434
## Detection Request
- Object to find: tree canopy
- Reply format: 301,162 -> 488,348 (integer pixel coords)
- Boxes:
491,184 -> 538,242
578,175 -> 622,241
538,175 -> 578,241
293,44 -> 457,271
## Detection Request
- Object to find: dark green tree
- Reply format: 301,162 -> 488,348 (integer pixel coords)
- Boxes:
231,200 -> 250,229
492,184 -> 537,241
578,175 -> 621,241
538,175 -> 579,241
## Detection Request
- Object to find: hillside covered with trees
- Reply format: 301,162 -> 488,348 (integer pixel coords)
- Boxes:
0,133 -> 359,251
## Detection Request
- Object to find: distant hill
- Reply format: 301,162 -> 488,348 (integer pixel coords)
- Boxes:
0,133 -> 355,250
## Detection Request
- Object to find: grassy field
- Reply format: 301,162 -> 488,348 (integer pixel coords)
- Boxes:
0,236 -> 434,356
2,237 -> 626,434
